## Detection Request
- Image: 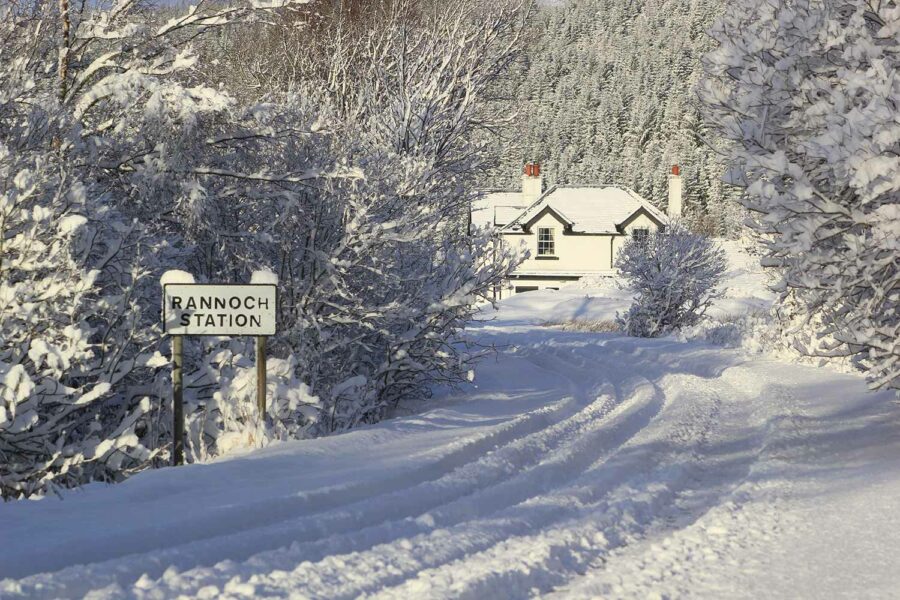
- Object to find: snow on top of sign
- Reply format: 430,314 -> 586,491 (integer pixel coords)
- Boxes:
160,270 -> 196,286
251,270 -> 279,285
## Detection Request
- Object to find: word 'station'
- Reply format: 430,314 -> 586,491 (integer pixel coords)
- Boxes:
163,284 -> 276,336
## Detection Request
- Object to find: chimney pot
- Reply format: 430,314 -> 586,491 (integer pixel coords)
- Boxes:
671,164 -> 680,176
523,162 -> 542,177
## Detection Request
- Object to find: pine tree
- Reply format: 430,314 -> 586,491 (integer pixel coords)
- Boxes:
485,0 -> 743,235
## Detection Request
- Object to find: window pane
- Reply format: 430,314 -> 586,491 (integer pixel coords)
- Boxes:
633,228 -> 649,245
538,227 -> 555,255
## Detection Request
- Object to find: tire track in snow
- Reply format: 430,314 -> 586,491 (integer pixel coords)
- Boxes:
365,364 -> 784,599
546,366 -> 812,598
2,336 -> 760,600
124,375 -> 670,599
1,395 -> 577,590
2,348 -> 633,598
361,373 -> 733,600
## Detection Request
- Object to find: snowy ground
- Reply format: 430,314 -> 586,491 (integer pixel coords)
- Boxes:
2,244 -> 899,599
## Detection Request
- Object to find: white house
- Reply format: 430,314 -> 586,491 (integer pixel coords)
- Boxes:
472,163 -> 683,297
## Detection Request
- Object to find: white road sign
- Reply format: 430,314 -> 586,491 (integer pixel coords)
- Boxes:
163,284 -> 277,336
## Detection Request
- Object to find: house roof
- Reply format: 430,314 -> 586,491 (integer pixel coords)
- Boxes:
512,269 -> 617,277
471,191 -> 526,228
501,185 -> 668,234
494,205 -> 528,227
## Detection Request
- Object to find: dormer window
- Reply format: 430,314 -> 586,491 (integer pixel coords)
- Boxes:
538,227 -> 555,256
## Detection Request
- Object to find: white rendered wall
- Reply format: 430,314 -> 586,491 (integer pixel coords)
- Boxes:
611,212 -> 662,262
508,212 -> 615,273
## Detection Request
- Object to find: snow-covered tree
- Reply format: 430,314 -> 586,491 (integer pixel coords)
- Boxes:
213,0 -> 529,430
0,0 -> 320,497
0,5 -> 153,498
699,0 -> 900,391
615,223 -> 727,337
2,0 -> 530,497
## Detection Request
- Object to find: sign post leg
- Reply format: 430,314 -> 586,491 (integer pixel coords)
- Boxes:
256,335 -> 267,422
172,335 -> 184,466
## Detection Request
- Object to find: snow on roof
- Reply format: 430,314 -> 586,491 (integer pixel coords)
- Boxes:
501,185 -> 668,234
512,269 -> 618,277
494,205 -> 528,226
471,191 -> 526,228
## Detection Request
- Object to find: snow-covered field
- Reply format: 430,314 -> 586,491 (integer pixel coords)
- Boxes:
2,244 -> 899,599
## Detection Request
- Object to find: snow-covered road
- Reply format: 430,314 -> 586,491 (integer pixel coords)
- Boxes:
2,285 -> 899,599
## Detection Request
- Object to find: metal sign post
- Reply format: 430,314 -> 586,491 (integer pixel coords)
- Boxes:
172,335 -> 184,466
162,281 -> 277,466
256,335 -> 267,419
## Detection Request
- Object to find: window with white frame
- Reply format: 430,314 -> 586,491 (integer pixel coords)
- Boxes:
537,227 -> 555,256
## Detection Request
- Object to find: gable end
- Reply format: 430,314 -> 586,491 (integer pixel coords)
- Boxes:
616,206 -> 667,233
519,205 -> 573,233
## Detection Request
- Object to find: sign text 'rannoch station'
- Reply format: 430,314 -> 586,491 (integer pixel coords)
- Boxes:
163,284 -> 277,336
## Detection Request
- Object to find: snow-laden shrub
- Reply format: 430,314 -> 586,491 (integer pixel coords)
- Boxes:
699,0 -> 900,391
0,144 -> 154,498
183,341 -> 321,461
2,0 -> 528,496
0,0 -> 317,497
615,224 -> 727,337
0,34 -> 158,497
211,0 -> 529,432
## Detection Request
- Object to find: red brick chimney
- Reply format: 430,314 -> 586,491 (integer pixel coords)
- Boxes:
523,162 -> 542,203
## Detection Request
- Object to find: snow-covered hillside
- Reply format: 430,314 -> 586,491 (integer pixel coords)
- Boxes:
485,0 -> 743,236
2,244 -> 898,599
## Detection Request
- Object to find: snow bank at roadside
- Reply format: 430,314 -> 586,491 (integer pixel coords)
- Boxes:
480,239 -> 863,376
